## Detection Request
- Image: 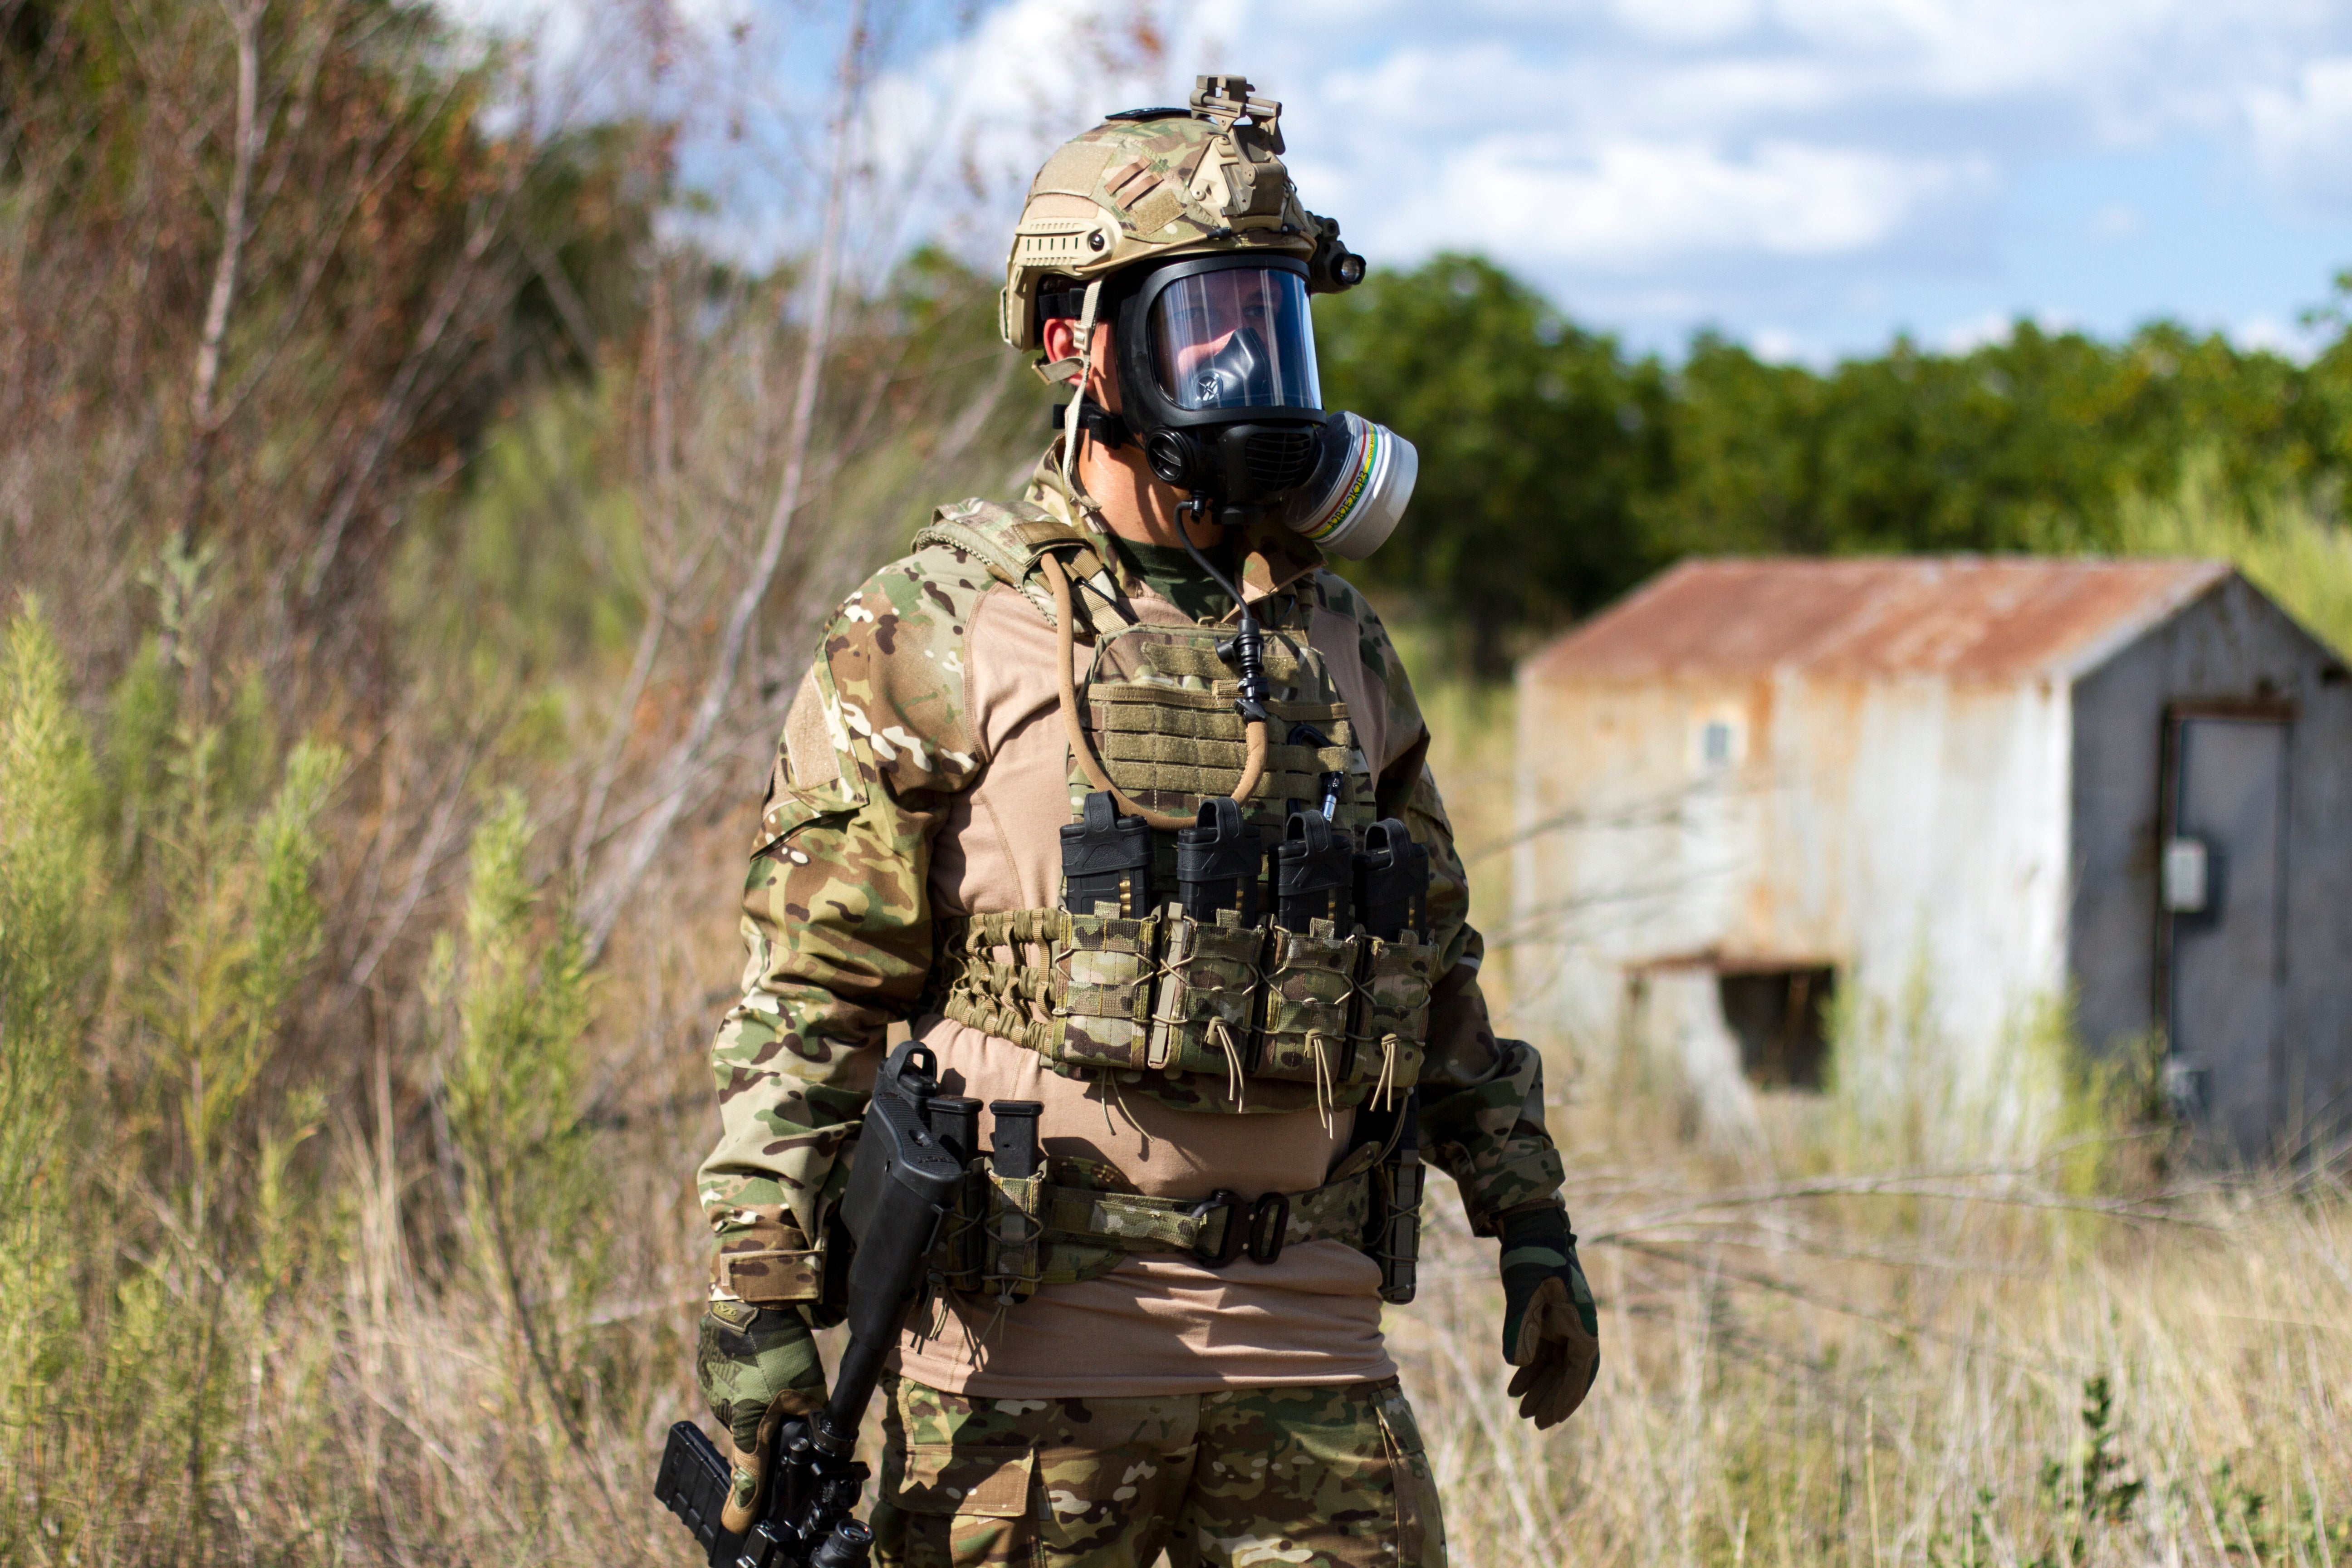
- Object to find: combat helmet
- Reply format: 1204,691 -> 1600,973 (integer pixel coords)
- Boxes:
1005,76 -> 1411,564
999,75 -> 1362,356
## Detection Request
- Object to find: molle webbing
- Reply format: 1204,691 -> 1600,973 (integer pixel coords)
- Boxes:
1077,621 -> 1376,833
1089,684 -> 1361,813
927,906 -> 1437,1115
928,909 -> 1063,1054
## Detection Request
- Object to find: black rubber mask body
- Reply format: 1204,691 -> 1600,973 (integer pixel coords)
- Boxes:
1111,255 -> 1328,512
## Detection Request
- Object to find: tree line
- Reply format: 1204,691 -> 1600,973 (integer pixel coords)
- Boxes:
1315,256 -> 2352,671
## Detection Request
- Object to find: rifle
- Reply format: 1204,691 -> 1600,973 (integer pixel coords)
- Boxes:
656,1040 -> 965,1568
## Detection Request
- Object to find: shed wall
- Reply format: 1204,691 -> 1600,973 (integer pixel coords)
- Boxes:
1514,665 -> 2072,1129
2068,577 -> 2352,1151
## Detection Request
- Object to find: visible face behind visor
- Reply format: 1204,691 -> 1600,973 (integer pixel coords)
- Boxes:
1148,268 -> 1321,412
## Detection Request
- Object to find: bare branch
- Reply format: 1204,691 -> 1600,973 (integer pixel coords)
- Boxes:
346,738 -> 480,994
180,0 -> 267,548
301,154 -> 535,602
580,1 -> 873,961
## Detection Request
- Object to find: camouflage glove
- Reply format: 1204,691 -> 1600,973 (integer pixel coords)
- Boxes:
1498,1203 -> 1600,1429
695,1300 -> 828,1530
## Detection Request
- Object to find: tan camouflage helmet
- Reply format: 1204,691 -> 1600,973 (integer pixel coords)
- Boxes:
1000,74 -> 1362,357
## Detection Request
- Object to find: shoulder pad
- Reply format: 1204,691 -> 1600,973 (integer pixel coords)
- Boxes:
915,498 -> 1104,588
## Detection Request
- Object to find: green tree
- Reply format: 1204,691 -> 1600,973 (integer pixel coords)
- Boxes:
1318,254 -> 2352,668
1645,317 -> 2347,562
1315,255 -> 1671,673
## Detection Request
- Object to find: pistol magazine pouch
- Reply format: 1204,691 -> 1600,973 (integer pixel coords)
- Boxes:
980,1171 -> 1047,1303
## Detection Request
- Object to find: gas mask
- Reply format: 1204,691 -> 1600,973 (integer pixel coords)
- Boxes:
1060,254 -> 1417,560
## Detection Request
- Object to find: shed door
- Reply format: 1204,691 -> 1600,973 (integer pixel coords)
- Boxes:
2163,715 -> 2289,1156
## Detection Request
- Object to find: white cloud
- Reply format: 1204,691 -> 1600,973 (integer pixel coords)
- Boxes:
2230,312 -> 2331,361
1935,308 -> 2075,354
2249,57 -> 2352,213
2092,204 -> 2141,241
1748,325 -> 1819,363
1382,135 -> 1994,270
1153,0 -> 2352,340
443,0 -> 2352,351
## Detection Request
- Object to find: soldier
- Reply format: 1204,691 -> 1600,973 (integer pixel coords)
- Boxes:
692,77 -> 1598,1568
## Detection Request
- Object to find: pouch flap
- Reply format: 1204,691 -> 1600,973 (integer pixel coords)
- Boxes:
890,1443 -> 1035,1519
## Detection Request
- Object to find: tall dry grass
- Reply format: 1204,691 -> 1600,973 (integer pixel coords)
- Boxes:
4,3 -> 2349,1563
1392,619 -> 2352,1568
1396,1150 -> 2352,1568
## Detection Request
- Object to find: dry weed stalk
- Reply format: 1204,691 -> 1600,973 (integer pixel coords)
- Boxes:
1392,1140 -> 2351,1568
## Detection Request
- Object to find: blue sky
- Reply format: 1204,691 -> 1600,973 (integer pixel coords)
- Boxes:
456,0 -> 2352,364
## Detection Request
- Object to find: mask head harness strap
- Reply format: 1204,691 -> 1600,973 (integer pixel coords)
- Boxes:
1039,284 -> 1131,447
1056,278 -> 1107,502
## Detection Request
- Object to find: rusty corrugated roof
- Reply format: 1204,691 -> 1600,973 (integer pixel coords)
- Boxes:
1524,556 -> 2235,683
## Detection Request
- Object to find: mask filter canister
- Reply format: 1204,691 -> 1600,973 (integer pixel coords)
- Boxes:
1281,412 -> 1418,560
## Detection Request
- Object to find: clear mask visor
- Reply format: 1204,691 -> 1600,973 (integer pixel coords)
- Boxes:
1149,268 -> 1322,413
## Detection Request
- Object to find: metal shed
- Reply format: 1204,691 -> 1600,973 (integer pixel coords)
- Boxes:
1514,556 -> 2352,1158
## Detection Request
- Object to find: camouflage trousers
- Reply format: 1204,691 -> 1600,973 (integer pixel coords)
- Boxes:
870,1373 -> 1446,1568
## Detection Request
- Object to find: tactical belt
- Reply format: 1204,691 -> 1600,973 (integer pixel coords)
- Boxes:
718,1147 -> 1382,1308
936,1149 -> 1382,1301
925,906 -> 1438,1116
1032,1160 -> 1366,1264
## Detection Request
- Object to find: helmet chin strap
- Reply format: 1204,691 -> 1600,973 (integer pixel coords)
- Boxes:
1057,278 -> 1107,505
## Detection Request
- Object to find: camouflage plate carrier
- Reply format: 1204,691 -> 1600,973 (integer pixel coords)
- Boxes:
902,500 -> 1433,1302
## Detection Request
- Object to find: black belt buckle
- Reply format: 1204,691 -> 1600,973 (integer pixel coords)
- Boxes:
1190,1189 -> 1247,1265
1245,1191 -> 1289,1264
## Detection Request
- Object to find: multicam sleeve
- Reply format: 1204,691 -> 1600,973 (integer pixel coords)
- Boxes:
1354,593 -> 1566,1236
696,550 -> 987,1302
